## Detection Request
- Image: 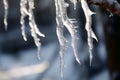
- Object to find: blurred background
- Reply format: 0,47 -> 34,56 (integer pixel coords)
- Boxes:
0,0 -> 120,80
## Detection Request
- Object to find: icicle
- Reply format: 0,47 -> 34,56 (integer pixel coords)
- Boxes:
28,0 -> 45,60
20,0 -> 28,41
80,0 -> 98,66
55,0 -> 80,78
63,18 -> 80,64
55,0 -> 66,78
56,15 -> 67,79
3,0 -> 8,30
20,0 -> 45,59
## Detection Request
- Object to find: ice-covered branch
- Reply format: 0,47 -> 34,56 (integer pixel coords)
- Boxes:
87,0 -> 120,16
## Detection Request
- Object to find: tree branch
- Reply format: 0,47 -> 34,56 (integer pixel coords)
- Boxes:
87,0 -> 120,16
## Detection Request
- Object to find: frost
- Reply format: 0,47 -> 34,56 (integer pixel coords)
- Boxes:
20,0 -> 45,59
80,0 -> 98,65
3,0 -> 8,30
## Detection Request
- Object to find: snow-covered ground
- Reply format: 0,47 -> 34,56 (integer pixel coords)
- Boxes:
0,39 -> 110,80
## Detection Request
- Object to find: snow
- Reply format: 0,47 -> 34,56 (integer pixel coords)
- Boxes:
0,42 -> 57,80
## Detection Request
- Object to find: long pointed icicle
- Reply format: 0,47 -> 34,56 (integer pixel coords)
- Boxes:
55,0 -> 80,78
58,0 -> 80,64
55,0 -> 67,78
20,0 -> 45,59
3,0 -> 8,30
80,0 -> 98,65
28,0 -> 45,60
20,0 -> 28,41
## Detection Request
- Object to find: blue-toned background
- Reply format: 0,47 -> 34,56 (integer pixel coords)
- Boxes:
0,0 -> 120,80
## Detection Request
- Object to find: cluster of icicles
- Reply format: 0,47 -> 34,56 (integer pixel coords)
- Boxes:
3,0 -> 98,78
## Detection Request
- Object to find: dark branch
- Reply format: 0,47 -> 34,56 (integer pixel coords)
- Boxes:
87,0 -> 120,16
